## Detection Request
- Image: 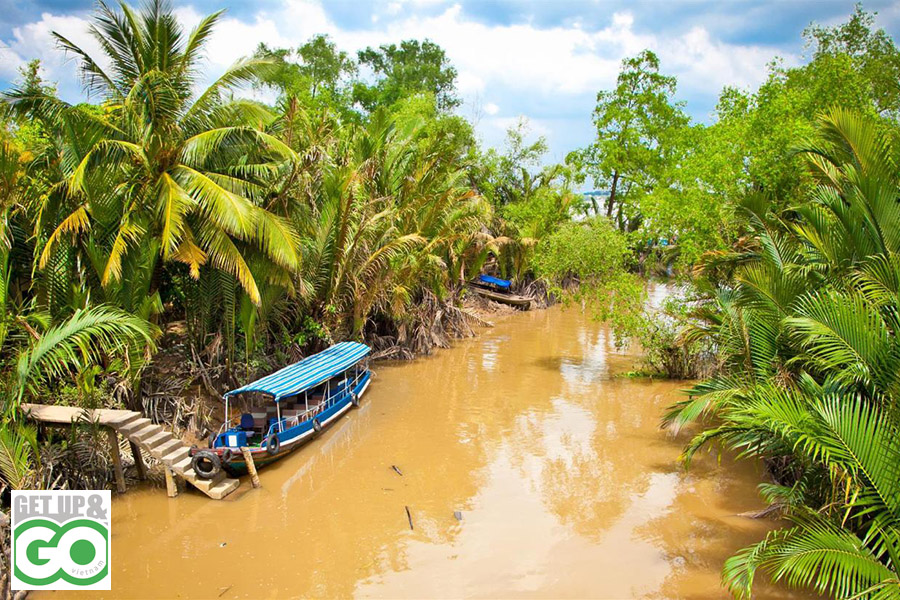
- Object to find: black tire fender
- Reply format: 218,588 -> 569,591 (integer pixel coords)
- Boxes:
266,433 -> 280,456
350,391 -> 359,407
220,448 -> 234,464
313,418 -> 323,433
191,450 -> 221,480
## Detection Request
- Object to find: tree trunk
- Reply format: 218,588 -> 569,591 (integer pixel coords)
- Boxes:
606,171 -> 619,218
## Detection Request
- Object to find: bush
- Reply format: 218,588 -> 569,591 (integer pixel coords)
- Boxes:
533,218 -> 645,343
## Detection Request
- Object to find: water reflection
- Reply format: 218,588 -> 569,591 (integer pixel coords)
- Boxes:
58,306 -> 804,599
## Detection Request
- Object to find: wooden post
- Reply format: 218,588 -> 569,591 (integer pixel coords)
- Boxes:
164,466 -> 178,498
241,447 -> 261,489
129,441 -> 147,480
106,428 -> 127,494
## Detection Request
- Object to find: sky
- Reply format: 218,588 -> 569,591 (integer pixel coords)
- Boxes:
1,0 -> 899,162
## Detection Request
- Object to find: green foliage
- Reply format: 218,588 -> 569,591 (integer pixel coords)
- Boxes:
635,290 -> 716,379
532,217 -> 629,282
576,50 -> 689,232
253,35 -> 358,116
805,4 -> 900,117
0,421 -> 38,490
354,39 -> 459,112
533,217 -> 645,342
470,119 -> 582,282
580,7 -> 900,273
667,111 -> 900,598
14,306 -> 155,406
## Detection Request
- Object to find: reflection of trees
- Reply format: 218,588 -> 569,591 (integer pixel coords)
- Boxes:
500,317 -> 652,540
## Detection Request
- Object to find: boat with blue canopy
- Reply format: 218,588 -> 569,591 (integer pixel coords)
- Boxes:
468,273 -> 533,308
476,274 -> 511,289
189,342 -> 372,479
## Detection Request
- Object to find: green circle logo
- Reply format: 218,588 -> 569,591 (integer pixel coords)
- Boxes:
13,519 -> 109,587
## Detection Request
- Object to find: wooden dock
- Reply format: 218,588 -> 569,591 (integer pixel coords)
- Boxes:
21,404 -> 240,500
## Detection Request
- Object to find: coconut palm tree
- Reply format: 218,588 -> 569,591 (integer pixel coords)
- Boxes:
4,0 -> 299,307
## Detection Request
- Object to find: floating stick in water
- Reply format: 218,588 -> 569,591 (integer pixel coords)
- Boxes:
405,506 -> 414,530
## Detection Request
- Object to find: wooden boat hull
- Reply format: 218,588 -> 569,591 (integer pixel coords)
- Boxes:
218,373 -> 371,476
469,286 -> 533,307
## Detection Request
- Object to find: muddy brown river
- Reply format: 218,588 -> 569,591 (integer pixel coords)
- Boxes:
56,304 -> 803,599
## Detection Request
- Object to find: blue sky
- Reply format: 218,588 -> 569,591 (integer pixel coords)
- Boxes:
1,0 -> 898,161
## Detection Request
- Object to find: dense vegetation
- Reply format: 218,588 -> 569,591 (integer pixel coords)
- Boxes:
0,0 -> 590,505
1,1 -> 900,598
643,9 -> 900,600
667,110 -> 900,598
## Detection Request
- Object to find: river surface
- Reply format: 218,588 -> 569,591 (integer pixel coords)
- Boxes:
59,304 -> 802,599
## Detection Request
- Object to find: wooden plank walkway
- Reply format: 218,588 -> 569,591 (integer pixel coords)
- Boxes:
21,404 -> 240,500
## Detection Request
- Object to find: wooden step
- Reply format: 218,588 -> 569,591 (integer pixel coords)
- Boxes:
143,430 -> 174,450
107,412 -> 142,428
116,418 -> 152,437
172,456 -> 192,473
132,425 -> 163,443
154,439 -> 181,457
160,447 -> 189,466
206,478 -> 240,500
190,470 -> 225,491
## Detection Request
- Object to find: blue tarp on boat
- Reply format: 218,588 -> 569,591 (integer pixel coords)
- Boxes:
225,342 -> 370,401
478,274 -> 511,289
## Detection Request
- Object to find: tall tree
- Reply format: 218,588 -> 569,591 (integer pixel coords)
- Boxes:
254,35 -> 357,109
805,4 -> 900,118
580,50 -> 688,231
298,35 -> 357,100
353,40 -> 459,111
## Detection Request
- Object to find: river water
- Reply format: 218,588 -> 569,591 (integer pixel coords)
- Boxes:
62,304 -> 801,599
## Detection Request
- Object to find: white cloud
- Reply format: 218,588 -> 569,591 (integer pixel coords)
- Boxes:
4,12 -> 105,98
0,0 -> 794,155
0,42 -> 25,80
660,26 -> 784,94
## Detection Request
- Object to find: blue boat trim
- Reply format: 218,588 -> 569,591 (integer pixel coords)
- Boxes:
225,341 -> 370,401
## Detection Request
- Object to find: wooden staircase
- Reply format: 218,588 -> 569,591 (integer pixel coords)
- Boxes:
21,404 -> 240,500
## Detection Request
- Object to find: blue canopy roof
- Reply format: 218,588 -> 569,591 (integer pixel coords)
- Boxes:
478,274 -> 511,289
225,342 -> 370,401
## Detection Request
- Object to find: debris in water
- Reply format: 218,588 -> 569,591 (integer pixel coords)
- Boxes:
405,506 -> 414,530
453,511 -> 463,521
217,585 -> 232,597
391,465 -> 403,476
382,488 -> 394,491
219,542 -> 227,548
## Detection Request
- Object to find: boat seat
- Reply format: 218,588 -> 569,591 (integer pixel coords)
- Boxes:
252,417 -> 266,432
239,413 -> 255,431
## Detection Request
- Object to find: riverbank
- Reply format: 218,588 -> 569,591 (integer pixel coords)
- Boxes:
46,305 -> 804,599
